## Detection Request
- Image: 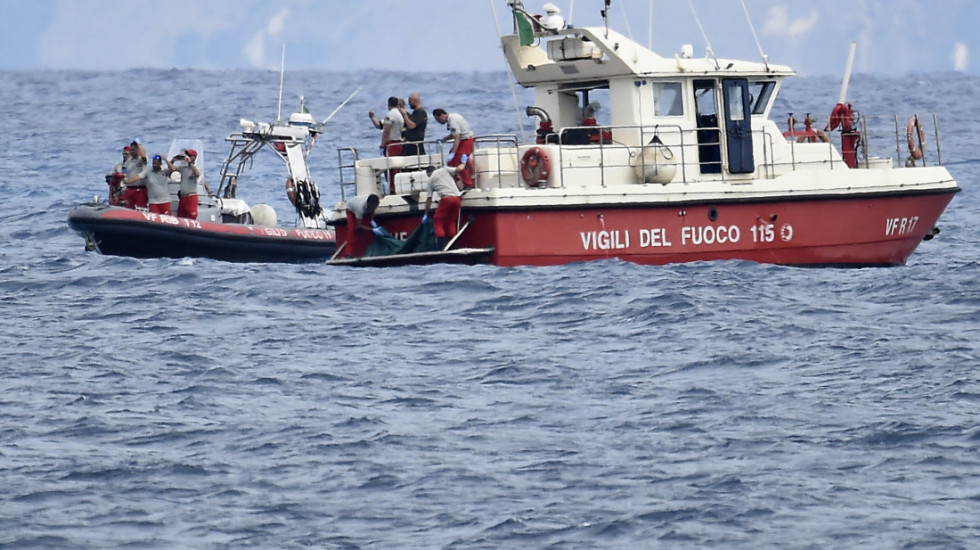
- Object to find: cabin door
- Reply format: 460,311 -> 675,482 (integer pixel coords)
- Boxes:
693,79 -> 721,174
722,78 -> 754,174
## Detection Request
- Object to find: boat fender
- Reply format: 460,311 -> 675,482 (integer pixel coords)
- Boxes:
634,135 -> 677,184
520,147 -> 551,187
293,178 -> 323,218
906,117 -> 925,163
251,203 -> 278,227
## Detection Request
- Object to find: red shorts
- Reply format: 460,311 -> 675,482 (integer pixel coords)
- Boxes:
149,202 -> 172,215
345,210 -> 374,257
433,196 -> 462,239
449,138 -> 475,188
384,141 -> 403,193
177,194 -> 199,219
121,186 -> 148,209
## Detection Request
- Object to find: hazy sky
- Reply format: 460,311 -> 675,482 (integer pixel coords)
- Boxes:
0,0 -> 973,76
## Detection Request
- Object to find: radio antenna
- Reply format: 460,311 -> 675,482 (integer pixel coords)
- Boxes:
276,44 -> 285,123
686,0 -> 719,70
739,0 -> 769,70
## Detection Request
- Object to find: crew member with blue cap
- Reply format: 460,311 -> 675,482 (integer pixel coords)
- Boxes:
127,153 -> 173,215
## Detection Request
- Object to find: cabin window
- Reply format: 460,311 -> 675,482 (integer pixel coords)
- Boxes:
748,81 -> 775,115
726,85 -> 746,122
653,82 -> 683,116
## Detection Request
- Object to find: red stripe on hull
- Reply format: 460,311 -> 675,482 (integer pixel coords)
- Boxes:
99,207 -> 335,242
356,191 -> 955,267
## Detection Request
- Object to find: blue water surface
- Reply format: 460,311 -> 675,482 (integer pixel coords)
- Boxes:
0,68 -> 978,549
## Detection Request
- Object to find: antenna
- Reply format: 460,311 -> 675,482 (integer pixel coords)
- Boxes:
617,0 -> 634,41
602,0 -> 611,38
276,44 -> 285,123
648,1 -> 654,50
739,0 -> 769,70
319,87 -> 363,126
687,0 -> 719,70
491,0 -> 528,143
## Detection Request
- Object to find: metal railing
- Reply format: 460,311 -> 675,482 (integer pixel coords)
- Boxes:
339,114 -> 945,197
336,147 -> 358,202
893,113 -> 944,168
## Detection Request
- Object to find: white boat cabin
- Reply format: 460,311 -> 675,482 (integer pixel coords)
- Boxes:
336,6 -> 939,205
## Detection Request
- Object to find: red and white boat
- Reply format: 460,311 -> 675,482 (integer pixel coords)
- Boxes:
327,2 -> 958,267
69,101 -> 337,263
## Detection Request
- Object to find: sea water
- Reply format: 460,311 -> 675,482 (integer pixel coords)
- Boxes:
0,69 -> 978,549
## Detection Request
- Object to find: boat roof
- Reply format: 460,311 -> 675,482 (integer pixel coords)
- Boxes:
502,25 -> 795,88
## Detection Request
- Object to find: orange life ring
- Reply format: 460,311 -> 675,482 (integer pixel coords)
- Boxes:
521,147 -> 551,186
906,117 -> 925,160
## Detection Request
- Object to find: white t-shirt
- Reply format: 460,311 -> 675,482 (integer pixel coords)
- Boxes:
446,113 -> 473,140
176,164 -> 200,196
384,107 -> 404,141
425,168 -> 461,198
346,195 -> 374,220
140,166 -> 172,205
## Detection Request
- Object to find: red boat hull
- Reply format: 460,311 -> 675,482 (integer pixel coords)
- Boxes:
69,203 -> 337,263
340,189 -> 957,267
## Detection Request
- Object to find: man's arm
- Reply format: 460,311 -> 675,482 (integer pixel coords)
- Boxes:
401,107 -> 416,130
381,121 -> 393,147
124,165 -> 149,185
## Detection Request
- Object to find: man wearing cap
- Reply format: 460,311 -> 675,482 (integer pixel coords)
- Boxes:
127,154 -> 173,215
172,149 -> 211,219
120,140 -> 148,209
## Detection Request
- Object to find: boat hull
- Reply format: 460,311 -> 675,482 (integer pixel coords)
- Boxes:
68,203 -> 336,263
348,189 -> 957,267
326,247 -> 495,268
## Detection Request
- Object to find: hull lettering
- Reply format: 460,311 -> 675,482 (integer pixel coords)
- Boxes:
579,230 -> 630,250
681,225 -> 740,246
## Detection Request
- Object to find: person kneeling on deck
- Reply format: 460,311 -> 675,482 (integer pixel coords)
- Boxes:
423,161 -> 466,249
345,194 -> 382,257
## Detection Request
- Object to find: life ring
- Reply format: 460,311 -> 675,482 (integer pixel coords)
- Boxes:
520,147 -> 551,186
906,117 -> 925,161
828,102 -> 854,132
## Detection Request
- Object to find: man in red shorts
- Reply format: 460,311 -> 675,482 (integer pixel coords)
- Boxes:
433,108 -> 475,189
423,161 -> 466,249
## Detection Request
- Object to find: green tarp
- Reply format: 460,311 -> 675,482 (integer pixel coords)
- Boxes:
362,222 -> 439,257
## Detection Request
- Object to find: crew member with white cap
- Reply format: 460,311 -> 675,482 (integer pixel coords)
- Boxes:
539,3 -> 566,30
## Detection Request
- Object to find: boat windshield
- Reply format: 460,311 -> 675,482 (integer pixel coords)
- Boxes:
748,81 -> 776,115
